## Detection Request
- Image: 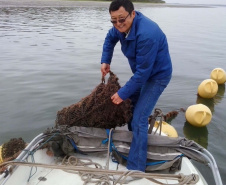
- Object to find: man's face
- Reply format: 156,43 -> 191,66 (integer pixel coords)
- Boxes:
110,6 -> 135,33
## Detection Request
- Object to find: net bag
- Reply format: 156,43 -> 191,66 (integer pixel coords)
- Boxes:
0,138 -> 26,163
56,71 -> 132,129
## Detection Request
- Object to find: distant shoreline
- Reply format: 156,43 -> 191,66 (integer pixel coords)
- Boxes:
0,0 -> 213,8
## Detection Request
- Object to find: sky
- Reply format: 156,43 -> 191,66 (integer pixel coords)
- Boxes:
165,0 -> 226,5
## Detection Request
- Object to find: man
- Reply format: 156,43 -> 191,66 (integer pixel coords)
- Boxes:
100,0 -> 172,172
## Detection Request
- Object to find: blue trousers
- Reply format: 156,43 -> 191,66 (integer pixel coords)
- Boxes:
126,76 -> 171,171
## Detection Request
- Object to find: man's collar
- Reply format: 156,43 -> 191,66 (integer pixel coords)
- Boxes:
124,11 -> 137,40
125,29 -> 131,38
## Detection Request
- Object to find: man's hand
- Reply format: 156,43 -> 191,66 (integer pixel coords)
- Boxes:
101,63 -> 110,77
111,92 -> 123,105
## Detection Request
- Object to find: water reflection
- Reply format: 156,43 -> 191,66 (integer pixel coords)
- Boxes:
214,84 -> 225,104
196,96 -> 215,113
185,84 -> 225,148
196,84 -> 225,113
183,121 -> 208,148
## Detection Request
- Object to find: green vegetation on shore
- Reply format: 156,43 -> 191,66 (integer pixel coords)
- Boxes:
69,0 -> 166,3
131,0 -> 165,3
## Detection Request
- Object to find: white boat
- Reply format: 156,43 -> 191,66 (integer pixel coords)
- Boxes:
0,124 -> 223,185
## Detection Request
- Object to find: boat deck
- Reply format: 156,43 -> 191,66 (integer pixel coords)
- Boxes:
1,148 -> 207,185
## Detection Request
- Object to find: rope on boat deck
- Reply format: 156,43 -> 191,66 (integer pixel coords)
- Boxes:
62,156 -> 112,185
0,131 -> 199,185
60,128 -> 114,185
0,160 -> 199,185
0,130 -> 199,185
0,128 -> 200,185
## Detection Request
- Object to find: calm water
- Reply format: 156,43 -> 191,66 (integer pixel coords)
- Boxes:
0,0 -> 226,184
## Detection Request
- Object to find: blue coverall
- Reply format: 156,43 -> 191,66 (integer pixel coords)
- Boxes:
101,11 -> 172,171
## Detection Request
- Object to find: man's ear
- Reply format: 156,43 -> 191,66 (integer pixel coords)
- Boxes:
132,10 -> 136,18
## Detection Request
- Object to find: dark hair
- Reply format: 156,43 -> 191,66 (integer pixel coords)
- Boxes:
109,0 -> 134,14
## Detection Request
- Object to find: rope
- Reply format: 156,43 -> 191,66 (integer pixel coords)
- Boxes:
101,75 -> 105,84
25,133 -> 59,182
145,173 -> 199,185
62,156 -> 112,185
0,160 -> 200,185
105,128 -> 114,170
0,149 -> 23,165
0,130 -> 199,185
178,173 -> 199,185
148,108 -> 164,134
113,170 -> 142,185
153,109 -> 164,136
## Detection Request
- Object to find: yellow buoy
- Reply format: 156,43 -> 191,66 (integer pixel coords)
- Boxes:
185,104 -> 212,127
210,68 -> 226,84
0,145 -> 3,164
154,121 -> 178,137
198,79 -> 218,98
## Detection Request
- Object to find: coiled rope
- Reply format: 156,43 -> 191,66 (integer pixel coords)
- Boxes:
0,130 -> 199,185
62,156 -> 112,185
0,160 -> 199,185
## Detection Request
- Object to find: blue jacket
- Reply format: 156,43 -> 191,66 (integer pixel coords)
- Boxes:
101,11 -> 172,100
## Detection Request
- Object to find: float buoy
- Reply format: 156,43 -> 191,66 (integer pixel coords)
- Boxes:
210,68 -> 226,84
154,121 -> 178,137
185,104 -> 212,127
198,79 -> 218,98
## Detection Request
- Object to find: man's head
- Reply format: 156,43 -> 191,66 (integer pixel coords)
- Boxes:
109,0 -> 135,33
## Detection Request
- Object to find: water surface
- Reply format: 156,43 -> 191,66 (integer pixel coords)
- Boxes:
0,1 -> 226,184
